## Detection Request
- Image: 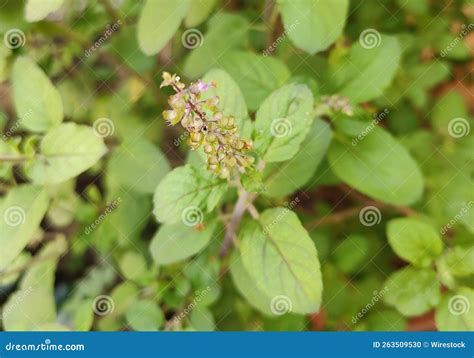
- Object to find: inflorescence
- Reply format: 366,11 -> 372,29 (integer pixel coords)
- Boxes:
161,72 -> 254,179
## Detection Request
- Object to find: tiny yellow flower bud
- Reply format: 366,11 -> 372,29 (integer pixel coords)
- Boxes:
208,156 -> 218,165
234,140 -> 245,150
219,166 -> 230,179
206,133 -> 217,143
204,143 -> 213,154
218,116 -> 228,127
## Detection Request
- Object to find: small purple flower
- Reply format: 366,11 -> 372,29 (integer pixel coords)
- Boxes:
197,80 -> 209,92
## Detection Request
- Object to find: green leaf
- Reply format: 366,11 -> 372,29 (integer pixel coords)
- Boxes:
73,299 -> 94,331
364,309 -> 407,331
25,123 -> 107,185
189,307 -> 215,331
184,0 -> 218,27
0,253 -> 31,287
330,35 -> 401,103
110,282 -> 139,316
12,56 -> 63,132
241,169 -> 265,194
107,138 -> 170,194
278,0 -> 349,54
125,300 -> 164,331
25,0 -> 64,22
254,83 -> 314,163
202,68 -> 248,132
183,13 -> 250,78
432,92 -> 469,136
383,267 -> 440,317
93,193 -> 150,249
230,252 -> 274,316
118,251 -> 148,281
0,185 -> 49,270
435,288 -> 474,331
2,287 -> 56,331
328,119 -> 424,206
441,246 -> 474,277
137,0 -> 190,56
20,236 -> 67,290
397,0 -> 428,14
219,52 -> 291,111
240,208 -> 322,314
405,62 -> 450,109
333,235 -> 371,274
263,119 -> 331,197
387,218 -> 443,267
150,220 -> 216,265
153,165 -> 226,224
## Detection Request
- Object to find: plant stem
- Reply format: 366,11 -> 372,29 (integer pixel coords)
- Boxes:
305,185 -> 419,230
263,0 -> 278,49
0,154 -> 30,163
247,204 -> 260,219
340,184 -> 418,217
220,189 -> 256,258
305,206 -> 364,229
99,0 -> 126,25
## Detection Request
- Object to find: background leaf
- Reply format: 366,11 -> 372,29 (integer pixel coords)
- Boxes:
25,0 -> 64,22
219,52 -> 291,111
387,218 -> 443,267
107,138 -> 170,194
384,267 -> 440,317
137,0 -> 190,55
329,35 -> 401,103
25,123 -> 107,185
278,0 -> 349,54
0,185 -> 49,270
328,119 -> 424,205
12,56 -> 63,132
